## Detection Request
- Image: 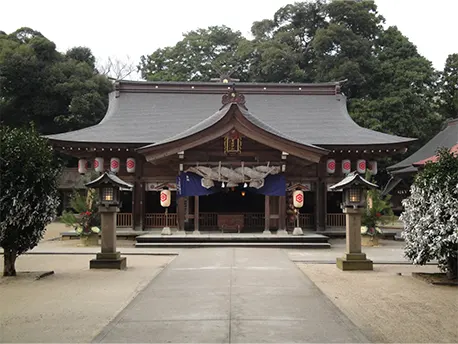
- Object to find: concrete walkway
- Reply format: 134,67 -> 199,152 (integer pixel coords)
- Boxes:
93,248 -> 368,343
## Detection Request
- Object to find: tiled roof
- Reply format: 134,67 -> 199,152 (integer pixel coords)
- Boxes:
388,118 -> 458,173
46,81 -> 415,147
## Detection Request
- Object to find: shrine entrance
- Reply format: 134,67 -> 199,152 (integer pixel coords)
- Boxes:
198,187 -> 265,232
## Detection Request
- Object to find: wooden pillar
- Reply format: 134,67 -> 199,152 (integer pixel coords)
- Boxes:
316,160 -> 326,231
264,195 -> 271,234
133,158 -> 144,230
194,195 -> 200,234
278,195 -> 287,233
177,196 -> 185,231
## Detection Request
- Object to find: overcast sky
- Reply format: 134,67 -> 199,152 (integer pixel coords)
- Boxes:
3,0 -> 457,77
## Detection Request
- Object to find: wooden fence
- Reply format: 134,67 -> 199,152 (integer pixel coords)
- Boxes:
326,213 -> 346,227
145,213 -> 177,228
116,213 -> 132,228
120,212 -> 345,229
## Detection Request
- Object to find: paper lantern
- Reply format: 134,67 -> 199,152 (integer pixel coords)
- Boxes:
293,190 -> 304,208
94,157 -> 104,172
357,159 -> 366,174
126,158 -> 136,173
342,159 -> 351,174
78,159 -> 87,174
326,159 -> 336,174
160,190 -> 171,207
368,161 -> 378,175
110,157 -> 120,173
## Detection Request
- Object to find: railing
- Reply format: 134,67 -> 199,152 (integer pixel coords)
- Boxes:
299,213 -> 315,228
116,213 -> 132,228
199,212 -> 218,228
145,213 -> 177,228
244,213 -> 265,228
327,213 -> 346,227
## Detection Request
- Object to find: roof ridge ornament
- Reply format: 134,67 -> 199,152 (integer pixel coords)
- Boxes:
221,83 -> 247,109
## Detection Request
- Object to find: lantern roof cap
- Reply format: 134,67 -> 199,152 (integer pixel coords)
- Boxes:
85,172 -> 133,191
329,172 -> 378,191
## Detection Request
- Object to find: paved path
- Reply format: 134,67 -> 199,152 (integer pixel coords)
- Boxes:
93,248 -> 368,343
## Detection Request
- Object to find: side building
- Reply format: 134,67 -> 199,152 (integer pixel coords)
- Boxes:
47,80 -> 414,232
385,118 -> 458,213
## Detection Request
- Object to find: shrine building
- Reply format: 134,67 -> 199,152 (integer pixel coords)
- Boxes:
47,80 -> 414,233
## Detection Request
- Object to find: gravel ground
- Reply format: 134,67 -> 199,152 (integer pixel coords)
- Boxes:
298,263 -> 458,343
0,254 -> 174,343
42,222 -> 67,241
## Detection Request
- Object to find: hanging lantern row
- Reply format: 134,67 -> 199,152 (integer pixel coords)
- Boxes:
326,159 -> 377,175
78,157 -> 136,174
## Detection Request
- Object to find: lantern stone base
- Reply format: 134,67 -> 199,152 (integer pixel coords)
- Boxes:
292,227 -> 304,236
276,229 -> 288,236
336,253 -> 373,271
161,227 -> 172,235
90,252 -> 126,270
262,230 -> 272,235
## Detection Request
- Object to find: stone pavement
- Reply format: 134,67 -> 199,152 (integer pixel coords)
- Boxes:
93,248 -> 368,343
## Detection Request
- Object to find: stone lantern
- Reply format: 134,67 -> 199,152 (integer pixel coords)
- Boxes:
329,172 -> 377,271
86,172 -> 133,270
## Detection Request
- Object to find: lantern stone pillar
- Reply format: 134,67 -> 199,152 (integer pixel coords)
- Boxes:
90,206 -> 127,270
329,172 -> 377,271
336,208 -> 373,270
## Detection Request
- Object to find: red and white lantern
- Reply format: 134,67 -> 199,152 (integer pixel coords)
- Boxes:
93,157 -> 104,173
368,161 -> 378,175
326,159 -> 336,174
342,159 -> 351,174
110,157 -> 120,173
78,159 -> 87,174
357,159 -> 366,174
126,158 -> 136,173
160,190 -> 171,207
293,190 -> 304,208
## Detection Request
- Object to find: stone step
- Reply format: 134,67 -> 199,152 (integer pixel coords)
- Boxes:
135,242 -> 331,249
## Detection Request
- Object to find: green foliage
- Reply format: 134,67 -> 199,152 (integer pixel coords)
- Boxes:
0,27 -> 113,135
139,26 -> 250,81
61,190 -> 100,236
0,126 -> 61,275
401,148 -> 458,279
438,53 -> 458,119
361,173 -> 394,236
138,1 -> 448,149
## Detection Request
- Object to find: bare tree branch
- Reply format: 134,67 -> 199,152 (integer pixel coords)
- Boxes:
97,55 -> 137,80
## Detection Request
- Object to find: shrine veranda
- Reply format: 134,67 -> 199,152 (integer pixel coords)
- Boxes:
48,80 -> 414,233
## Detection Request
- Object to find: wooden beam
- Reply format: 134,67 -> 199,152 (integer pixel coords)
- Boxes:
182,161 -> 284,166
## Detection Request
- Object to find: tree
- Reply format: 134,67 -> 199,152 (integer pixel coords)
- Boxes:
0,126 -> 61,276
138,25 -> 250,81
97,55 -> 137,81
0,27 -> 113,134
438,53 -> 458,120
400,148 -> 458,280
349,26 -> 442,146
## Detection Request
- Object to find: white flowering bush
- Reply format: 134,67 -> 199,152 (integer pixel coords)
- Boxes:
400,148 -> 458,279
0,126 -> 61,276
